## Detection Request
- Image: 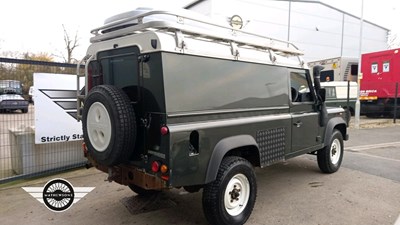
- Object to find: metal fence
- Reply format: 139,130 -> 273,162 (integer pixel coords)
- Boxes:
0,58 -> 85,183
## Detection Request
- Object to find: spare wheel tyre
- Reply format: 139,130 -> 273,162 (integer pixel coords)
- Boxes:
82,85 -> 136,166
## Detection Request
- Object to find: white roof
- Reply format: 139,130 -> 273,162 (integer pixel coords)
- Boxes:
86,9 -> 306,68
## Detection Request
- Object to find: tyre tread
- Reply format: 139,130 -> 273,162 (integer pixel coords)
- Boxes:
202,156 -> 256,225
317,129 -> 343,173
82,85 -> 136,166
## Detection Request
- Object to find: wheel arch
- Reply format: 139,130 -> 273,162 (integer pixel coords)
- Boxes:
347,106 -> 355,116
205,135 -> 260,183
323,117 -> 348,147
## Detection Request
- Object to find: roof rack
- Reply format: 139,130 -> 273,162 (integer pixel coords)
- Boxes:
90,10 -> 304,58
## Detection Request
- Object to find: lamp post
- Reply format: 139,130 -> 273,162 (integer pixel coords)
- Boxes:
355,0 -> 364,129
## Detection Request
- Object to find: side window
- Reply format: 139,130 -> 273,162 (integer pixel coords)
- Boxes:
324,87 -> 336,99
383,61 -> 390,72
320,70 -> 334,82
290,71 -> 314,102
371,63 -> 378,74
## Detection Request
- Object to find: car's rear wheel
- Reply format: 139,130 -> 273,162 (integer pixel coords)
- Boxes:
82,85 -> 136,166
202,156 -> 257,225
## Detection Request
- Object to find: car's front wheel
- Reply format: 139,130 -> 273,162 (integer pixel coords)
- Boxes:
317,129 -> 344,173
202,156 -> 257,225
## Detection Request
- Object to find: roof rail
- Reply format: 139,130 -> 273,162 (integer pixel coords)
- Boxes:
90,10 -> 303,57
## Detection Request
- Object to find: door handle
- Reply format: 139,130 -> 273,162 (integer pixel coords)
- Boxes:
293,121 -> 303,128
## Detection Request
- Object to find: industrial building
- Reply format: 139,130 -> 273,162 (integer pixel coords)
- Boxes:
185,0 -> 389,62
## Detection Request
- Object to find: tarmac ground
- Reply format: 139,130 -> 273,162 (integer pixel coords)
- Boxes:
0,116 -> 399,225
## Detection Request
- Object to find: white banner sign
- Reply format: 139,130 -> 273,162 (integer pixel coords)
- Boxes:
34,73 -> 84,144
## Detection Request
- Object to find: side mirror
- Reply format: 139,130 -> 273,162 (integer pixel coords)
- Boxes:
318,88 -> 326,102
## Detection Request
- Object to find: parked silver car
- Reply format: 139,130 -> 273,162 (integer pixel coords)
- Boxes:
0,80 -> 29,113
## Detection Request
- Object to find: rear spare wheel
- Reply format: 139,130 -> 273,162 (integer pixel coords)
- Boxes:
82,85 -> 136,166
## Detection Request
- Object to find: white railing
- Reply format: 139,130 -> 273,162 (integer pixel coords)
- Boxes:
90,10 -> 303,57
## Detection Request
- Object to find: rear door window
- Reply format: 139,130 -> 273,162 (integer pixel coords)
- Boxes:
98,46 -> 139,91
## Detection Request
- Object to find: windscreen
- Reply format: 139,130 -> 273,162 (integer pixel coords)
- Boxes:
0,80 -> 23,94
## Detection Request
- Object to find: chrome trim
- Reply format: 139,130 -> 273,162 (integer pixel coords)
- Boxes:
167,106 -> 289,118
168,114 -> 291,133
327,107 -> 345,113
148,150 -> 166,159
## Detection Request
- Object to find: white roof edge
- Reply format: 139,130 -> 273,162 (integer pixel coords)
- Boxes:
90,9 -> 304,57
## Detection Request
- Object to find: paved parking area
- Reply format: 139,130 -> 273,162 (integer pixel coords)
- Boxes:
0,115 -> 399,225
0,152 -> 399,225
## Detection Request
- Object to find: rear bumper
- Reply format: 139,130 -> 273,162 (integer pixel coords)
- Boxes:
0,100 -> 29,110
86,154 -> 167,190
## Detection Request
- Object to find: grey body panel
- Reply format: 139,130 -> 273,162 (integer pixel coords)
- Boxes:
168,111 -> 292,186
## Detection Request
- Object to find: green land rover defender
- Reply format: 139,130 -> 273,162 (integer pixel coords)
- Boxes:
77,9 -> 348,225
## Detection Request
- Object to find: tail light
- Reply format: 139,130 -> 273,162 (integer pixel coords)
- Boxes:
160,126 -> 169,136
151,161 -> 161,172
151,161 -> 169,174
160,164 -> 168,174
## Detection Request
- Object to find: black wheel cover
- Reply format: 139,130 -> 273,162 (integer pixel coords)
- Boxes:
82,85 -> 136,166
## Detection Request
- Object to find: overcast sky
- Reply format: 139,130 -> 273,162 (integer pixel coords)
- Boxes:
0,0 -> 399,61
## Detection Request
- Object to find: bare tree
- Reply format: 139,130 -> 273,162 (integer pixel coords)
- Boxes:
62,24 -> 80,63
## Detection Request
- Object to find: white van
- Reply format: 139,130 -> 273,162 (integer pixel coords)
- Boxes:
321,81 -> 357,115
